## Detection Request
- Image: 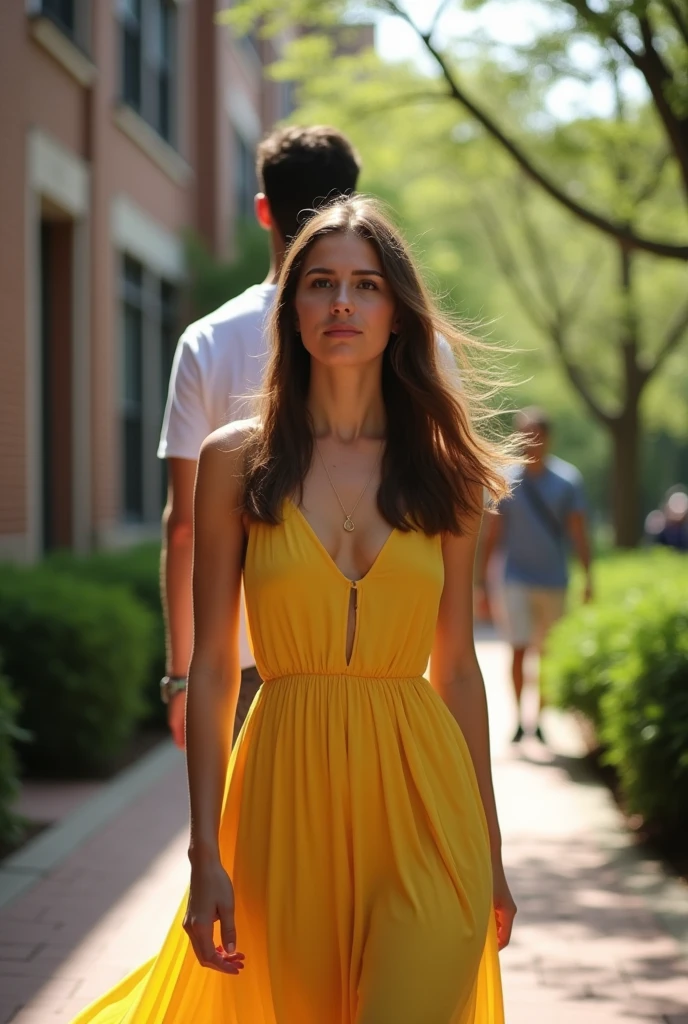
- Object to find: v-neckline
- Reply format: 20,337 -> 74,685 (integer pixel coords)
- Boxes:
288,499 -> 396,585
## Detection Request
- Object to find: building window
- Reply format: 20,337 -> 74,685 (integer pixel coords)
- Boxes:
40,0 -> 75,35
122,257 -> 145,520
120,257 -> 179,524
159,280 -> 178,507
120,0 -> 177,145
235,132 -> 257,220
238,31 -> 261,66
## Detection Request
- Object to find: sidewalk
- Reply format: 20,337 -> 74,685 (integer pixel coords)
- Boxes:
1,637 -> 687,1023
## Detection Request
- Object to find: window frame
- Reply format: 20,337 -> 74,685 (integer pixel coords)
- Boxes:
120,254 -> 180,525
27,0 -> 91,56
119,0 -> 179,147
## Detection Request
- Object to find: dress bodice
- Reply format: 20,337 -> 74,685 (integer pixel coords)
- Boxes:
243,501 -> 444,681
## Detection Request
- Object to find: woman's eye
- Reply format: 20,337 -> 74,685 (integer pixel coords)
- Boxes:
358,280 -> 378,290
312,278 -> 333,288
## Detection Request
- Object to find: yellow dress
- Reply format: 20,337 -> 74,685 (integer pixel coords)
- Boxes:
73,500 -> 504,1024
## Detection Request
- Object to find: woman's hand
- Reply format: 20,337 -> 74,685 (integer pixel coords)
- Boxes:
492,860 -> 517,950
183,857 -> 245,974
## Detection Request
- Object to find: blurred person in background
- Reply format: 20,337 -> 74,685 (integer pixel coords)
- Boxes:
644,485 -> 688,552
158,126 -> 362,748
476,407 -> 593,744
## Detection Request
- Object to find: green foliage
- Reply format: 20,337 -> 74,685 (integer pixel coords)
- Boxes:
225,0 -> 688,539
0,658 -> 25,847
542,549 -> 688,836
541,600 -> 634,730
47,545 -> 166,725
0,565 -> 155,776
601,596 -> 688,837
185,221 -> 270,320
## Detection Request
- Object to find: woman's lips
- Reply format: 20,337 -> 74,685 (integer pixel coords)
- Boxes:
324,327 -> 362,336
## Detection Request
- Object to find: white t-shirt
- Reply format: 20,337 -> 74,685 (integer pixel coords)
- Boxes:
158,283 -> 277,461
158,283 -> 277,669
158,281 -> 459,667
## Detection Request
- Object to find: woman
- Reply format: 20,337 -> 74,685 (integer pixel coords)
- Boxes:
73,196 -> 516,1024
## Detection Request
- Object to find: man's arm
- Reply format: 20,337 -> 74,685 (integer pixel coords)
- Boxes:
567,510 -> 593,603
475,509 -> 503,621
161,458 -> 198,748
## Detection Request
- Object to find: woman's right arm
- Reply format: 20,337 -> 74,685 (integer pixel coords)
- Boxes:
182,424 -> 248,975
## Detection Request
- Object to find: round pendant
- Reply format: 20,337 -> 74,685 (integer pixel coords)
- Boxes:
343,517 -> 355,532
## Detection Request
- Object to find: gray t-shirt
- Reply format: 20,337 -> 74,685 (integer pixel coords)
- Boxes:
498,456 -> 586,588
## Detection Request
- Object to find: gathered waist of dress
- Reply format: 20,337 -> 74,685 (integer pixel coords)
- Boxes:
262,671 -> 427,686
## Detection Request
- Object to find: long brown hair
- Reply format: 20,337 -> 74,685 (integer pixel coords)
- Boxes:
243,196 -> 515,535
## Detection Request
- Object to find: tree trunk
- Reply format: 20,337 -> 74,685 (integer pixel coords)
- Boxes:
610,407 -> 641,548
609,244 -> 644,548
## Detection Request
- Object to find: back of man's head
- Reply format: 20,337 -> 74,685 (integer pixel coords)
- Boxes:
514,407 -> 551,436
256,125 -> 361,242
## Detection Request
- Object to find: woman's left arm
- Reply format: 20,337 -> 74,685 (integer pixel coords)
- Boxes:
429,501 -> 517,950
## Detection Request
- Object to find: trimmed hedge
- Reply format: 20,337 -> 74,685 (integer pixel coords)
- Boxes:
601,598 -> 688,837
47,545 -> 166,724
0,566 -> 155,776
542,549 -> 688,840
0,657 -> 24,847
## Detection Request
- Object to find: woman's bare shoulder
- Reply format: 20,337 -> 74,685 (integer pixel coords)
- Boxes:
197,418 -> 260,505
200,416 -> 260,459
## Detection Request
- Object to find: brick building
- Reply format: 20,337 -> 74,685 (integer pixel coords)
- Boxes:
0,0 -> 292,561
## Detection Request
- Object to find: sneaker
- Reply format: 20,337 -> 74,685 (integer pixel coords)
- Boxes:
534,723 -> 546,743
511,724 -> 525,744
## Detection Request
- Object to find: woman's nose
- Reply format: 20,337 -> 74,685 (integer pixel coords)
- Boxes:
330,285 -> 354,315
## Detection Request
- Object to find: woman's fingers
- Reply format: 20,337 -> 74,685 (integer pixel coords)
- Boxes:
219,899 -> 238,955
184,915 -> 245,974
495,900 -> 516,950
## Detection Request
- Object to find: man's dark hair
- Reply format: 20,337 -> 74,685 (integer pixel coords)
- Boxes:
514,406 -> 551,434
256,125 -> 361,242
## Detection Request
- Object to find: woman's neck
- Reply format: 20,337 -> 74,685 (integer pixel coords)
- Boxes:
308,364 -> 386,444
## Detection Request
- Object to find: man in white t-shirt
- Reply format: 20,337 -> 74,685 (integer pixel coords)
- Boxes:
158,126 -> 363,747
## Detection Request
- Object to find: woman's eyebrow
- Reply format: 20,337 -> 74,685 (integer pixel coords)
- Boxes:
304,267 -> 385,277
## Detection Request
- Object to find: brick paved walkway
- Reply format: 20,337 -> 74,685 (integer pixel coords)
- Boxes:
1,638 -> 687,1023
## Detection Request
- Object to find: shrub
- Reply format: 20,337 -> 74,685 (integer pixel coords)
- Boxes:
601,595 -> 688,838
542,600 -> 637,731
0,565 -> 154,776
0,657 -> 24,847
47,545 -> 166,724
542,548 -> 688,840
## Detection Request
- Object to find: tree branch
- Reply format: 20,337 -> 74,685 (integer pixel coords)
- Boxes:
562,249 -> 606,325
475,196 -> 610,423
425,0 -> 454,43
661,0 -> 688,47
512,180 -> 566,323
349,89 -> 451,119
648,295 -> 688,376
377,0 -> 688,259
633,149 -> 671,206
559,2 -> 688,203
474,199 -> 552,333
549,324 -> 612,426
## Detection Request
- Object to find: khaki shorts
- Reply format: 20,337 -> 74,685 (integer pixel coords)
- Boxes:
500,583 -> 566,650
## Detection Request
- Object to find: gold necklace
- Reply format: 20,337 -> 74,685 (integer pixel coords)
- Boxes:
315,441 -> 381,532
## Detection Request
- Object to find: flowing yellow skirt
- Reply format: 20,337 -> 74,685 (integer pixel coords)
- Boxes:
73,674 -> 504,1023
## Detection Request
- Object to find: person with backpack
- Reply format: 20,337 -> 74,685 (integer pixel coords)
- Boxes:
476,407 -> 593,743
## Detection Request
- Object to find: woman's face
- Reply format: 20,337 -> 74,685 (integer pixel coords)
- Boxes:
294,231 -> 398,367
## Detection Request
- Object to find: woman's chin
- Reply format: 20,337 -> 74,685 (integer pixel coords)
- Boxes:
311,343 -> 385,368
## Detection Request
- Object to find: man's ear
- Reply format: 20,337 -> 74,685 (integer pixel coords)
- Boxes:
254,193 -> 272,231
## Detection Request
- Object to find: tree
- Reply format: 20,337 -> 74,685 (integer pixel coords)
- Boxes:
224,0 -> 688,259
221,2 -> 688,544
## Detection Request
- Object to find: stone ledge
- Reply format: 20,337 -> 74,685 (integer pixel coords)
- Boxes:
29,15 -> 96,88
113,105 -> 193,187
